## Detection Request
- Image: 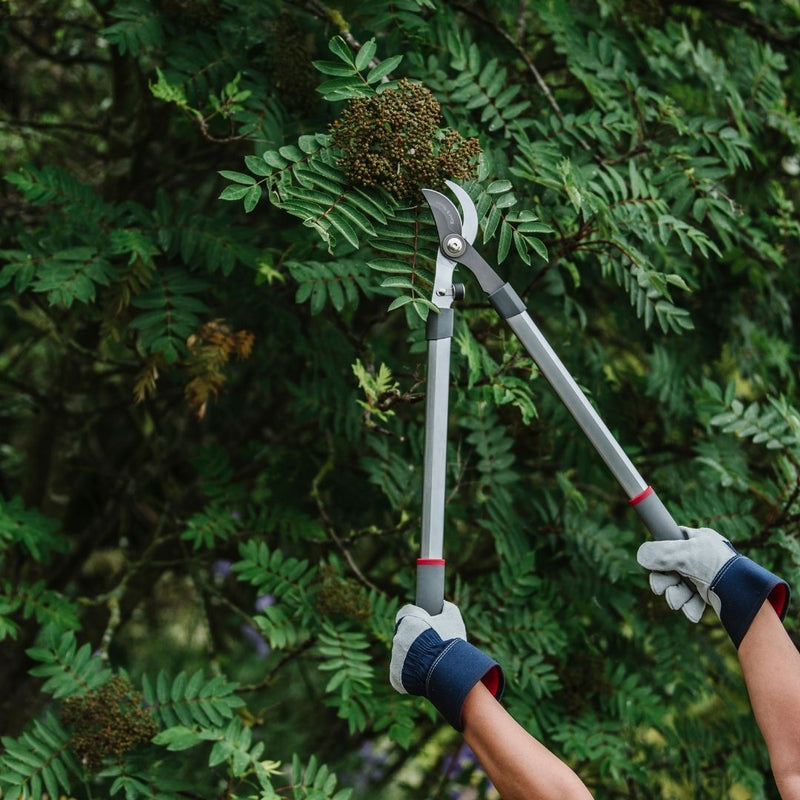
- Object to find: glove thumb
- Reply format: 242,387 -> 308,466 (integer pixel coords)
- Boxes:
636,539 -> 688,572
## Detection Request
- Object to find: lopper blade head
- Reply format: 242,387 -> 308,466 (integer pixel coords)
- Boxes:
421,182 -> 479,247
444,181 -> 478,245
421,188 -> 463,242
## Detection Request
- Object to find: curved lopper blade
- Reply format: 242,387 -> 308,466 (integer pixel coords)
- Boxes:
445,180 -> 478,245
421,187 -> 463,243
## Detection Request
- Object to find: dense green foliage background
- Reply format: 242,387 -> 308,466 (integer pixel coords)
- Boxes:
1,0 -> 800,797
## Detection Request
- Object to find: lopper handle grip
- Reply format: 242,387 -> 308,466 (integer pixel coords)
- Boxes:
629,487 -> 685,541
416,559 -> 445,615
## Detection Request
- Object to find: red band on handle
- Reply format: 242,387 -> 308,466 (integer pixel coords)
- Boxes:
628,486 -> 654,506
417,558 -> 446,566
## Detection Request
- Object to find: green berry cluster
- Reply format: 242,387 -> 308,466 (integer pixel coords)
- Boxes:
314,564 -> 370,620
59,675 -> 158,772
331,79 -> 481,201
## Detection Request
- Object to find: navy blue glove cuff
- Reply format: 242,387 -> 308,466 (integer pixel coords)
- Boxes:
401,629 -> 504,731
711,555 -> 790,648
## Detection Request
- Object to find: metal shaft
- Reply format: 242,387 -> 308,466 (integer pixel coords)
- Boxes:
420,335 -> 452,561
504,311 -> 648,498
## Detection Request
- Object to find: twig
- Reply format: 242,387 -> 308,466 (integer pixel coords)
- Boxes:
8,23 -> 109,66
446,0 -> 593,153
0,118 -> 107,136
311,433 -> 379,591
294,0 -> 386,74
236,641 -> 315,696
97,593 -> 121,662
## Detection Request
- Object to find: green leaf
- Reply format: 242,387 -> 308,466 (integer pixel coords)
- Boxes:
312,60 -> 357,77
366,55 -> 403,84
354,39 -> 377,72
487,180 -> 513,194
243,184 -> 263,213
219,185 -> 251,201
153,726 -> 205,752
328,35 -> 355,66
218,170 -> 256,185
387,295 -> 413,311
497,221 -> 512,263
316,77 -> 372,100
244,155 -> 273,177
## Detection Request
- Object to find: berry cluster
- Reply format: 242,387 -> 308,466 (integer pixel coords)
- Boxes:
59,675 -> 158,772
315,564 -> 370,620
331,79 -> 481,201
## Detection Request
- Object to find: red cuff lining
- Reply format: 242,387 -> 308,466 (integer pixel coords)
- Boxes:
481,666 -> 501,698
768,583 -> 788,618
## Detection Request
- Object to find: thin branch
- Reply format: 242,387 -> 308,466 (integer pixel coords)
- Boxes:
235,640 -> 316,697
299,0 -> 365,54
0,118 -> 107,136
445,0 -> 593,153
311,433 -> 379,591
8,23 -> 110,66
576,238 -> 641,267
515,0 -> 527,46
292,0 -> 390,76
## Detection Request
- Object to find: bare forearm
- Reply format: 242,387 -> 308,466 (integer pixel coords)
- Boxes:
461,682 -> 593,800
738,602 -> 800,799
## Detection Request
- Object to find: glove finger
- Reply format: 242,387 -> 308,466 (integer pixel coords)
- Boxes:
431,601 -> 467,641
389,648 -> 410,694
391,605 -> 438,694
395,603 -> 432,626
664,581 -> 696,612
680,593 -> 707,624
681,526 -> 721,540
649,571 -> 681,596
393,606 -> 437,648
637,540 -> 690,572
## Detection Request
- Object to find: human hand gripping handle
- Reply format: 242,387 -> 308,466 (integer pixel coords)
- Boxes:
637,526 -> 790,648
390,601 -> 504,731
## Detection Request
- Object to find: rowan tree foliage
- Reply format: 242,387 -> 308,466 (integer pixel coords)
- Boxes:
1,0 -> 800,798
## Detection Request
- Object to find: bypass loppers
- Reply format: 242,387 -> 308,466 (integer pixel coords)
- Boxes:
415,180 -> 684,615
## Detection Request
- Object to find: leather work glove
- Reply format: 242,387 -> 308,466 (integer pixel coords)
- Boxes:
390,601 -> 504,731
637,526 -> 790,648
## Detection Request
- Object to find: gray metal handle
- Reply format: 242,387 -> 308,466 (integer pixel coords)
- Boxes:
416,559 -> 445,615
417,310 -> 455,614
629,488 -> 685,541
491,284 -> 684,542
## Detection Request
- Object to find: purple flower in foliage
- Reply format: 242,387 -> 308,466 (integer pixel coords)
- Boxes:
212,559 -> 232,579
240,624 -> 270,658
448,790 -> 479,800
343,740 -> 388,791
255,593 -> 275,612
359,740 -> 388,768
443,745 -> 494,800
443,743 -> 475,778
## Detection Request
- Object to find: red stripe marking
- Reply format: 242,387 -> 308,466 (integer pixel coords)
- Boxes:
628,486 -> 654,506
417,558 -> 446,566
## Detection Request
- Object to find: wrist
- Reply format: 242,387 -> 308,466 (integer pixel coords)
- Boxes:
711,555 -> 790,648
402,633 -> 504,731
426,639 -> 504,731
